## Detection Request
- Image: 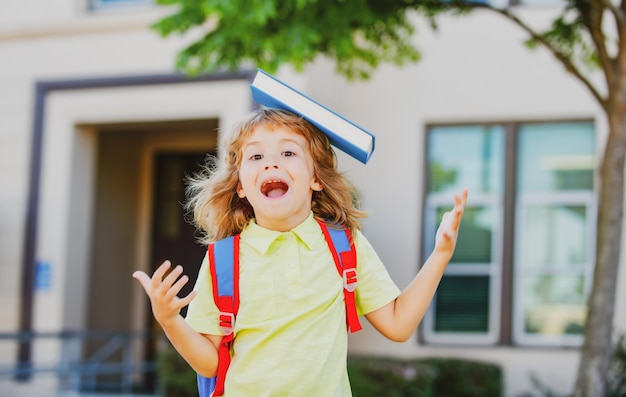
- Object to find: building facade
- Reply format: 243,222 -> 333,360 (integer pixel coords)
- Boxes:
0,0 -> 625,396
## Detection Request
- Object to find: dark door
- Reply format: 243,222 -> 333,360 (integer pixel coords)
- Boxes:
151,152 -> 212,312
145,152 -> 212,391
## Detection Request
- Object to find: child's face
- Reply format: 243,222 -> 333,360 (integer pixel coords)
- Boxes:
237,124 -> 322,231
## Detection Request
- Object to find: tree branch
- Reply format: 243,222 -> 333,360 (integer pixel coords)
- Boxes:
617,0 -> 626,81
489,6 -> 607,109
605,0 -> 625,32
587,0 -> 615,94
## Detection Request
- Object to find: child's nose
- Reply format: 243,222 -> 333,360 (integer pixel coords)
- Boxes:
264,156 -> 280,170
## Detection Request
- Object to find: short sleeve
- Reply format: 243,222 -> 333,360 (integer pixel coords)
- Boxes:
185,253 -> 223,335
352,230 -> 401,316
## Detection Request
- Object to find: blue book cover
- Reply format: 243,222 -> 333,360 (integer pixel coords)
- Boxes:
250,69 -> 375,164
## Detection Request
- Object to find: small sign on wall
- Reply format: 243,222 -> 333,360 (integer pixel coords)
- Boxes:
35,261 -> 52,291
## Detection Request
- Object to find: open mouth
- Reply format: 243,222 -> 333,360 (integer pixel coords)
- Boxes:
261,179 -> 289,198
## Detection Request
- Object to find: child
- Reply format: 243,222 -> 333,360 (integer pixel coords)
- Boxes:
133,108 -> 467,396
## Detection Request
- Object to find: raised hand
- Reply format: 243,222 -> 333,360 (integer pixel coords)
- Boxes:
434,189 -> 468,256
132,260 -> 197,326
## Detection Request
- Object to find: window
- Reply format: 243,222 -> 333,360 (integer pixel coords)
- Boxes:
423,121 -> 595,347
471,0 -> 566,7
90,0 -> 152,11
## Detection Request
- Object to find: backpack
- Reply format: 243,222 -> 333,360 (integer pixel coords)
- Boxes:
197,219 -> 362,397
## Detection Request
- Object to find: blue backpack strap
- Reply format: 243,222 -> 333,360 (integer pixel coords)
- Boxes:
197,235 -> 240,397
317,220 -> 362,333
326,226 -> 352,253
212,236 -> 238,333
213,236 -> 235,294
197,376 -> 216,397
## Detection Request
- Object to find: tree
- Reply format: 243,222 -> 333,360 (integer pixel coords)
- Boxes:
152,1 -> 624,395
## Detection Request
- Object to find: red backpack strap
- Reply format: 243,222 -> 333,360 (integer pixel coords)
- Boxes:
207,234 -> 240,397
317,220 -> 362,333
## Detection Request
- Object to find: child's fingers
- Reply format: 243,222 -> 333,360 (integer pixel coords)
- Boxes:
440,211 -> 453,229
132,271 -> 152,295
160,264 -> 184,293
166,273 -> 190,300
440,212 -> 456,238
459,189 -> 468,208
178,290 -> 198,308
450,189 -> 468,229
151,260 -> 172,291
439,190 -> 465,231
453,190 -> 466,212
452,189 -> 465,204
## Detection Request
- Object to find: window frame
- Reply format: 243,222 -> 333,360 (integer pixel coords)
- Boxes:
512,190 -> 597,347
421,119 -> 596,347
90,0 -> 153,11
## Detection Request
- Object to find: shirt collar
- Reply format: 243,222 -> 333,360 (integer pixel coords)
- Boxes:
241,212 -> 321,255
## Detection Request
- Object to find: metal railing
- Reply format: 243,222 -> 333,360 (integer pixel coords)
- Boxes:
0,330 -> 158,394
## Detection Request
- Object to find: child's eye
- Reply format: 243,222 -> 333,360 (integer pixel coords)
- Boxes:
282,151 -> 295,157
249,154 -> 263,161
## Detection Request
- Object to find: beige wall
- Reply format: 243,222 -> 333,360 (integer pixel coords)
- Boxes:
0,1 -> 624,396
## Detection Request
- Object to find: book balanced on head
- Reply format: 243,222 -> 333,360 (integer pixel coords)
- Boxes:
250,68 -> 376,164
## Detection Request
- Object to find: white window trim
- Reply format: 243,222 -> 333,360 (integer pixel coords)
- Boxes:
512,191 -> 597,347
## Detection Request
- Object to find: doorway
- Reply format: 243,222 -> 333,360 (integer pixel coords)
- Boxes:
84,119 -> 218,393
150,152 -> 214,313
27,75 -> 250,394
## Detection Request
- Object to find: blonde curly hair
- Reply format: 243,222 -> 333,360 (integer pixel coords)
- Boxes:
185,108 -> 366,243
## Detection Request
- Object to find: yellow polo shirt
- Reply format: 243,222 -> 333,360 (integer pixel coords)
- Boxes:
186,213 -> 400,397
